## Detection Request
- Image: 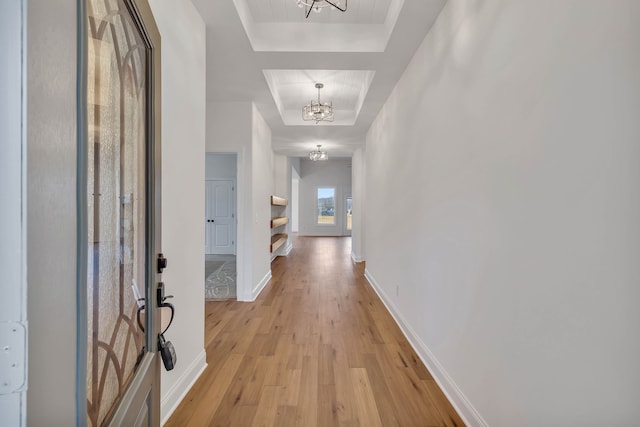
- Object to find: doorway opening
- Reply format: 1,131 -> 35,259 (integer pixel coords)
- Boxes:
205,153 -> 237,300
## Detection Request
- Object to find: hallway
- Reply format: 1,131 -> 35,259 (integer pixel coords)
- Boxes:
166,236 -> 463,426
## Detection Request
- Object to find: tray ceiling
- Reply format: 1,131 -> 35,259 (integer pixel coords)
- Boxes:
233,0 -> 404,52
192,0 -> 447,156
263,69 -> 375,126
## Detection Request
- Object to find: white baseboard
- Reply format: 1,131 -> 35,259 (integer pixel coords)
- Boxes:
270,241 -> 293,263
284,241 -> 293,256
161,349 -> 207,425
364,269 -> 487,427
351,252 -> 363,263
251,270 -> 272,301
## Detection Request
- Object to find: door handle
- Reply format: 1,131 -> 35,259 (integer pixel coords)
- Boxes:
156,282 -> 175,334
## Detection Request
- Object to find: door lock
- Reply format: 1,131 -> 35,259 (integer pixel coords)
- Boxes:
157,253 -> 168,273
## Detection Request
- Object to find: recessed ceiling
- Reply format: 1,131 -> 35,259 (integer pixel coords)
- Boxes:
263,69 -> 375,126
192,0 -> 447,157
247,0 -> 391,24
233,0 -> 404,52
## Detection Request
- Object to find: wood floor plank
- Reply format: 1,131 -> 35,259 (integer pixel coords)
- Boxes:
331,336 -> 359,425
250,385 -> 281,427
374,345 -> 444,426
294,355 -> 319,427
350,367 -> 383,427
317,384 -> 340,427
166,353 -> 244,427
281,368 -> 302,407
166,236 -> 465,427
318,343 -> 335,386
224,354 -> 269,407
424,379 -> 467,427
275,405 -> 298,426
362,352 -> 403,427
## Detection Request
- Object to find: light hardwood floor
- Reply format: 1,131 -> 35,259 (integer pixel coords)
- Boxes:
166,236 -> 465,427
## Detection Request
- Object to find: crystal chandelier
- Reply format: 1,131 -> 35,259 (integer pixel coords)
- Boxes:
309,145 -> 328,161
302,83 -> 334,124
296,0 -> 347,19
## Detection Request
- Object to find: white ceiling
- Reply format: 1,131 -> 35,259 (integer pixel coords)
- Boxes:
246,0 -> 391,24
263,69 -> 375,126
191,0 -> 447,157
234,0 -> 403,52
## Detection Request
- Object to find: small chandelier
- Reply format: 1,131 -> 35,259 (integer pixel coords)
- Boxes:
297,0 -> 347,19
309,145 -> 328,161
303,83 -> 334,124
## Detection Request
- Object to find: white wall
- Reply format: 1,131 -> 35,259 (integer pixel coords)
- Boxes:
291,168 -> 300,233
290,156 -> 301,177
273,154 -> 288,197
299,158 -> 352,236
290,157 -> 301,233
250,104 -> 274,297
1,1 -> 27,425
26,0 -> 78,425
285,156 -> 300,239
364,1 -> 640,426
350,148 -> 365,262
148,0 -> 207,423
206,102 -> 253,152
206,153 -> 237,180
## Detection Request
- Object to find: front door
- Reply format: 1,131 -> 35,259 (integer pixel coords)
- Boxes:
81,0 -> 162,425
205,180 -> 236,254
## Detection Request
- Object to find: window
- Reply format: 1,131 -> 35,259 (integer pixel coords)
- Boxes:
317,187 -> 335,224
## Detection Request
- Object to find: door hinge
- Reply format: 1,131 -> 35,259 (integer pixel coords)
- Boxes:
0,322 -> 27,394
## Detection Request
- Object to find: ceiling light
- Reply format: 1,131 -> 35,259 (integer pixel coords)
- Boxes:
297,0 -> 347,19
302,83 -> 334,124
309,145 -> 328,161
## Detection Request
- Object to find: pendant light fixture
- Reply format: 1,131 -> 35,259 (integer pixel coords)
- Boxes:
302,83 -> 334,124
296,0 -> 347,19
309,145 -> 328,161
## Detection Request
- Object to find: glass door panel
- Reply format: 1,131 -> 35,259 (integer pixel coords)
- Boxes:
85,1 -> 151,425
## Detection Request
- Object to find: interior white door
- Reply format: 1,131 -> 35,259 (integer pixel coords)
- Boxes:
205,181 -> 214,253
205,180 -> 235,254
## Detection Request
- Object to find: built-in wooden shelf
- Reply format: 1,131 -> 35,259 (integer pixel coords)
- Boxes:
270,196 -> 288,256
270,217 -> 288,229
270,233 -> 288,253
270,195 -> 288,206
